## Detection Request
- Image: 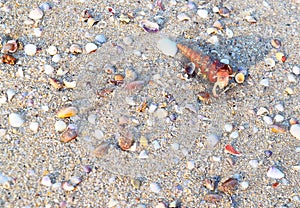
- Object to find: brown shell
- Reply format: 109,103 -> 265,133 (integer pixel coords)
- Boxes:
2,54 -> 17,65
218,178 -> 238,195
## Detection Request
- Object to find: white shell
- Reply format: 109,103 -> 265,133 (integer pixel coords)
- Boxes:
63,80 -> 77,88
292,66 -> 300,75
43,64 -> 54,75
257,107 -> 269,115
224,123 -> 233,132
207,27 -> 217,35
52,54 -> 61,63
24,44 -> 37,56
207,35 -> 219,45
149,182 -> 161,193
47,45 -> 58,55
29,122 -> 39,133
197,9 -> 209,19
267,166 -> 285,179
62,181 -> 75,191
225,28 -> 234,38
85,42 -> 97,53
29,7 -> 44,20
177,13 -> 190,21
259,78 -> 269,87
8,113 -> 25,128
245,15 -> 257,23
265,58 -> 275,67
290,124 -> 300,140
140,20 -> 159,33
41,176 -> 52,187
274,114 -> 284,123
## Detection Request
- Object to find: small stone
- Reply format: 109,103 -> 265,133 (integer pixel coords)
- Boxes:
85,42 -> 97,53
187,160 -> 195,170
157,38 -> 177,57
153,108 -> 168,119
275,104 -> 284,112
207,35 -> 219,45
197,9 -> 209,18
9,113 -> 25,128
152,140 -> 161,150
274,114 -> 284,123
139,150 -> 149,159
131,178 -> 141,189
290,124 -> 300,140
29,122 -> 39,133
292,66 -> 300,75
43,64 -> 54,75
212,6 -> 219,13
123,36 -> 133,45
93,141 -> 110,157
56,106 -> 78,118
41,175 -> 52,187
287,73 -> 297,83
62,181 -> 75,191
224,123 -> 233,132
249,159 -> 259,168
29,7 -> 44,20
39,2 -> 52,11
225,28 -> 233,38
0,129 -> 7,137
52,54 -> 61,63
47,45 -> 58,56
24,44 -> 37,56
206,134 -> 219,148
95,34 -> 107,44
240,181 -> 249,190
94,129 -> 104,139
148,103 -> 158,113
229,131 -> 239,139
267,166 -> 285,179
33,28 -> 43,37
149,182 -> 161,193
54,120 -> 67,132
263,115 -> 273,125
260,78 -> 269,87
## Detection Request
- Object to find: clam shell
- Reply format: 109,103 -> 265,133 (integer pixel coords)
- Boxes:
218,178 -> 238,194
56,106 -> 78,118
85,43 -> 97,54
60,125 -> 78,143
271,39 -> 281,49
140,20 -> 159,33
2,40 -> 18,53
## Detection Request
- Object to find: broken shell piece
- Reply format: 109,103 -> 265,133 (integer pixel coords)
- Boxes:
267,166 -> 285,179
93,141 -> 110,157
177,13 -> 190,21
225,28 -> 234,38
2,40 -> 18,53
225,144 -> 242,156
140,20 -> 159,33
275,52 -> 286,63
62,181 -> 75,191
56,106 -> 78,118
271,39 -> 281,49
2,54 -> 17,65
60,125 -> 78,143
245,16 -> 257,23
184,62 -> 196,76
103,64 -> 116,74
204,194 -> 223,202
49,77 -> 63,90
270,125 -> 286,133
63,80 -> 76,89
218,7 -> 230,17
265,58 -> 275,67
85,43 -> 97,53
213,20 -> 224,29
118,136 -> 134,151
218,178 -> 238,195
69,44 -> 82,54
207,27 -> 218,35
203,178 -> 215,191
235,72 -> 245,84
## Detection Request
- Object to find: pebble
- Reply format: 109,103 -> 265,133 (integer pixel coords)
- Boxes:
197,9 -> 209,19
95,34 -> 107,44
153,108 -> 168,119
39,2 -> 52,11
206,134 -> 219,148
292,66 -> 300,75
264,150 -> 273,157
260,78 -> 269,87
257,107 -> 269,115
33,28 -> 43,37
290,124 -> 300,140
43,64 -> 55,75
274,114 -> 284,123
29,7 -> 44,20
24,44 -> 37,56
265,58 -> 275,67
287,73 -> 297,83
6,89 -> 16,101
47,45 -> 58,55
240,181 -> 249,190
249,159 -> 259,169
157,38 -> 177,57
225,28 -> 234,38
149,182 -> 161,193
41,175 -> 52,187
56,106 -> 78,118
122,36 -> 133,45
267,166 -> 285,179
275,104 -> 284,112
9,113 -> 25,127
52,54 -> 61,63
29,122 -> 39,133
263,115 -> 273,125
152,140 -> 161,150
148,103 -> 158,113
94,129 -> 104,139
85,43 -> 97,53
54,120 -> 67,132
207,35 -> 219,45
187,160 -> 195,170
139,150 -> 149,159
229,131 -> 239,139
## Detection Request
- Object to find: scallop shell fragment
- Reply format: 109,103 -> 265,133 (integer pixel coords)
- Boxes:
2,40 -> 18,53
140,20 -> 159,33
56,106 -> 78,118
218,178 -> 238,195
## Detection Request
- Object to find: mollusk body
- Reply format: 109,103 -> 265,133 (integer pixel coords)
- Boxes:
177,43 -> 233,96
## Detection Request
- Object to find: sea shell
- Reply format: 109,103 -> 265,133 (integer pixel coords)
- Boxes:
56,106 -> 78,118
207,27 -> 218,35
225,144 -> 242,156
275,52 -> 286,62
203,178 -> 215,191
103,64 -> 116,74
118,136 -> 134,151
2,54 -> 17,65
60,125 -> 78,143
235,72 -> 245,84
265,58 -> 275,67
267,166 -> 285,179
204,194 -> 223,202
29,7 -> 44,20
24,44 -> 37,56
218,178 -> 238,194
48,77 -> 63,90
140,20 -> 159,33
2,40 -> 18,53
245,16 -> 257,23
47,45 -> 58,56
218,7 -> 230,17
93,141 -> 110,157
85,43 -> 97,53
271,39 -> 281,49
69,44 -> 82,54
213,20 -> 224,29
62,181 -> 75,191
177,13 -> 190,21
